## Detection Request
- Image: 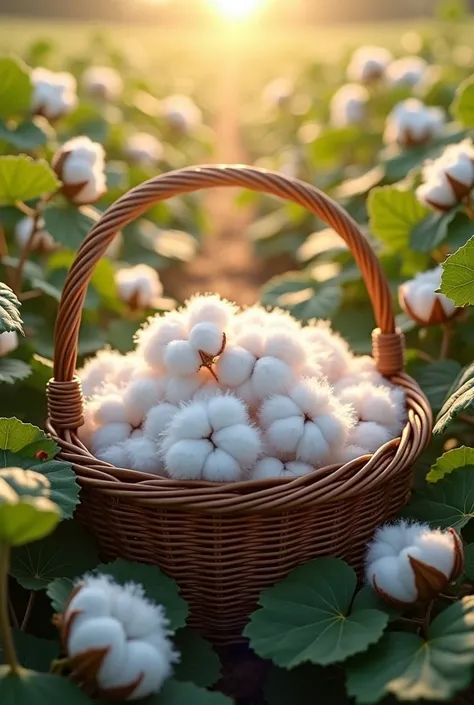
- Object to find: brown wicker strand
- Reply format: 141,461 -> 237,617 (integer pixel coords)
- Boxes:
47,377 -> 84,428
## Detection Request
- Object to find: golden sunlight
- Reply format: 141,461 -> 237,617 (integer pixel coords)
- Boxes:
208,0 -> 265,20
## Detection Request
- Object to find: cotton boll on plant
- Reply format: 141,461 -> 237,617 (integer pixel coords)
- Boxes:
15,216 -> 55,253
0,331 -> 18,357
416,139 -> 474,211
384,99 -> 444,148
115,264 -> 163,310
385,55 -> 428,88
161,94 -> 202,134
330,84 -> 369,128
82,66 -> 123,102
253,457 -> 313,480
31,67 -> 77,120
124,132 -> 163,168
346,45 -> 393,83
52,136 -> 107,205
399,266 -> 458,326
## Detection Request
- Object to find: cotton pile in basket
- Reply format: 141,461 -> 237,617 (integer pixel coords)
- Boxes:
77,294 -> 407,482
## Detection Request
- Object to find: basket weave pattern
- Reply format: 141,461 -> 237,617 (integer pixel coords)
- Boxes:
46,166 -> 432,643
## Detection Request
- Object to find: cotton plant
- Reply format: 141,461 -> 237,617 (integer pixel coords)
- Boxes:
398,266 -> 459,326
383,99 -> 444,148
416,139 -> 474,211
262,77 -> 293,109
161,94 -> 202,134
82,65 -> 124,102
124,132 -> 164,167
346,45 -> 393,83
385,55 -> 428,88
115,264 -> 164,310
366,520 -> 464,606
52,136 -> 107,205
31,67 -> 77,121
55,574 -> 179,700
14,215 -> 56,253
329,84 -> 369,128
0,331 -> 18,357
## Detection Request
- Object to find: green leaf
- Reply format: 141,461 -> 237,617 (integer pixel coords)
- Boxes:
0,476 -> 60,546
0,119 -> 49,150
464,543 -> 474,581
43,203 -> 100,250
139,679 -> 232,705
434,361 -> 474,433
0,631 -> 59,672
0,156 -> 60,206
414,359 -> 462,412
368,186 -> 429,252
347,597 -> 474,703
10,519 -> 99,589
427,446 -> 474,483
0,359 -> 31,384
265,664 -> 350,705
173,629 -> 221,687
95,559 -> 188,630
0,418 -> 58,460
260,273 -> 341,323
402,465 -> 474,529
0,56 -> 32,118
0,667 -> 91,704
440,235 -> 474,306
311,126 -> 362,168
452,76 -> 474,128
352,585 -> 401,621
1,451 -> 78,519
243,558 -> 388,668
46,576 -> 75,613
445,211 -> 474,250
410,210 -> 454,253
0,283 -> 23,335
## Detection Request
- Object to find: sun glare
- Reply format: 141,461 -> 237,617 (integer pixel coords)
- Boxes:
209,0 -> 265,20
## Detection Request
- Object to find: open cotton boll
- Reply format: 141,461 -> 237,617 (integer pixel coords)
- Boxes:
124,132 -> 163,167
163,340 -> 200,376
301,321 -> 353,383
121,437 -> 162,474
330,84 -> 369,128
260,378 -> 354,466
15,215 -> 55,252
162,394 -> 261,481
90,392 -> 129,425
399,266 -> 458,326
111,353 -> 145,388
52,136 -> 107,205
346,45 -> 393,83
189,322 -> 225,357
384,99 -> 444,148
96,442 -> 130,468
31,67 -> 77,120
252,357 -> 295,400
333,355 -> 390,393
365,520 -> 464,606
186,294 -> 237,330
235,326 -> 265,359
339,444 -> 371,463
161,94 -> 202,133
135,311 -> 188,371
78,350 -> 128,397
262,329 -> 308,368
215,345 -> 256,387
122,377 -> 165,427
115,264 -> 163,309
253,457 -> 313,480
164,370 -> 213,404
90,423 -> 132,455
348,421 -> 393,453
0,331 -> 18,357
338,382 -> 406,436
386,55 -> 428,88
416,139 -> 474,211
82,65 -> 123,102
143,403 -> 179,442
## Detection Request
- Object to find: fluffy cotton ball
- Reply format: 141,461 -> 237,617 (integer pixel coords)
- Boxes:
163,340 -> 200,377
31,67 -> 77,120
162,393 -> 261,482
96,443 -> 129,468
143,403 -> 179,442
15,216 -> 55,252
161,94 -> 202,133
189,322 -> 225,357
90,392 -> 129,426
52,136 -> 107,205
164,370 -> 215,404
135,311 -> 188,371
366,520 -> 464,605
121,437 -> 163,475
330,84 -> 369,128
416,139 -> 474,211
61,574 -> 179,699
252,357 -> 295,400
215,345 -> 256,388
384,99 -> 444,148
338,382 -> 406,436
90,423 -> 132,455
302,321 -> 353,383
122,376 -> 165,427
252,457 -> 313,480
262,329 -> 308,369
115,264 -> 163,309
82,66 -> 123,102
346,45 -> 393,83
260,378 -> 354,466
124,132 -> 163,167
386,55 -> 428,88
347,421 -> 393,454
399,266 -> 458,325
186,294 -> 237,330
0,331 -> 18,357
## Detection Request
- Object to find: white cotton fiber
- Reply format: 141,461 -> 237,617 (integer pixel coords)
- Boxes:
235,326 -> 265,358
348,422 -> 393,453
164,374 -> 205,404
79,350 -> 125,397
96,443 -> 129,468
263,329 -> 307,368
90,423 -> 132,454
186,294 -> 236,329
164,439 -> 214,480
252,457 -> 313,480
122,377 -> 165,428
215,346 -> 255,387
189,322 -> 225,356
338,382 -> 406,436
252,357 -> 294,400
143,404 -> 179,442
163,340 -> 200,376
202,448 -> 242,482
122,437 -> 162,474
206,394 -> 248,430
135,311 -> 188,370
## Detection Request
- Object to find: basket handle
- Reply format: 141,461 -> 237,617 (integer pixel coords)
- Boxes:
48,165 -> 404,428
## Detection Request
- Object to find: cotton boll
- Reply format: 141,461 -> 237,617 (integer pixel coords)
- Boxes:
135,312 -> 188,370
189,322 -> 225,356
162,402 -> 211,447
78,350 -> 125,397
123,377 -> 166,427
164,374 -> 205,404
96,443 -> 129,468
164,340 -> 200,376
122,437 -> 162,474
347,45 -> 393,83
82,65 -> 123,102
399,266 -> 458,325
101,640 -> 165,700
202,448 -> 242,482
290,378 -> 333,417
302,321 -> 353,383
349,422 -> 393,453
125,132 -> 163,168
143,404 -> 178,442
259,395 -> 301,427
263,330 -> 308,368
297,422 -> 330,465
90,423 -> 132,454
91,393 -> 129,425
15,215 -> 55,252
234,378 -> 259,408
252,357 -> 294,400
265,416 -> 305,455
53,136 -> 106,205
207,394 -> 249,430
186,294 -> 237,330
330,83 -> 369,128
386,55 -> 428,88
164,438 -> 213,479
31,67 -> 77,120
115,264 -> 163,309
161,94 -> 202,133
213,424 -> 262,468
253,457 -> 313,480
68,617 -> 127,683
338,382 -> 405,435
235,327 -> 265,358
339,444 -> 369,463
215,346 -> 255,387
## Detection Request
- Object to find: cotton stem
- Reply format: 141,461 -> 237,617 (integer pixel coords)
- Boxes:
439,322 -> 453,360
0,543 -> 20,675
20,591 -> 35,632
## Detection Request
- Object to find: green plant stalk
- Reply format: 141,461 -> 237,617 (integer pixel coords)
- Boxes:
0,542 -> 19,675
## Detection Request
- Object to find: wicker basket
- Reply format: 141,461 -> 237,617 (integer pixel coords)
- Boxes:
46,165 -> 432,643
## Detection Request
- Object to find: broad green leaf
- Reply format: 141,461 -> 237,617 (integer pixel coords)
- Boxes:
1,451 -> 79,519
0,467 -> 49,499
414,360 -> 462,412
10,519 -> 99,589
311,126 -> 362,168
243,557 -> 388,668
173,629 -> 221,687
0,57 -> 32,118
434,361 -> 474,433
265,664 -> 350,705
368,186 -> 428,252
0,119 -> 49,150
347,597 -> 474,703
0,492 -> 60,546
43,203 -> 100,250
95,559 -> 188,630
445,211 -> 474,250
464,543 -> 474,581
260,273 -> 341,322
138,679 -> 232,705
0,667 -> 91,704
402,465 -> 474,529
0,631 -> 59,672
440,236 -> 474,306
0,418 -> 58,459
410,210 -> 454,253
0,156 -> 60,205
452,76 -> 474,127
46,576 -> 75,613
0,283 -> 23,335
352,585 -> 401,621
332,306 -> 375,354
427,447 -> 474,483
0,359 -> 31,384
